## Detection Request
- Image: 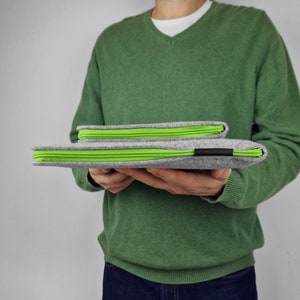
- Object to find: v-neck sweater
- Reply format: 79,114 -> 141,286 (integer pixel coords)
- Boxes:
70,1 -> 300,284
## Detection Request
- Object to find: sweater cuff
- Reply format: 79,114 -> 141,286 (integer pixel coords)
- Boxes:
72,168 -> 103,192
200,171 -> 246,209
87,171 -> 102,188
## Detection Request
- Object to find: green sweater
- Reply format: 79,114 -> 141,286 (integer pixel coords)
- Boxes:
70,1 -> 300,284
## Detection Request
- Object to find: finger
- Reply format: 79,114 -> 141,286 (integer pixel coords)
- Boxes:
106,176 -> 135,194
146,168 -> 227,196
89,168 -> 112,175
146,168 -> 190,186
211,169 -> 232,180
117,168 -> 170,190
99,170 -> 132,185
93,171 -> 135,193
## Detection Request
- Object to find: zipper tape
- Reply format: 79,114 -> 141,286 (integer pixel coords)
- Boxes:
33,147 -> 264,163
78,125 -> 225,140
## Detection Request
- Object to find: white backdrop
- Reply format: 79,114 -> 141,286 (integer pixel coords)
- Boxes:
1,1 -> 299,299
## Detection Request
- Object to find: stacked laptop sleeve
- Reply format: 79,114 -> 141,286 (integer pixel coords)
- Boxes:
32,121 -> 267,169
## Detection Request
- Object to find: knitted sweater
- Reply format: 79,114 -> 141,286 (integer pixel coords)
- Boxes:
70,1 -> 300,284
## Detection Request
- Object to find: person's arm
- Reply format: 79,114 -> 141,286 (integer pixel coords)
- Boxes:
118,18 -> 300,208
69,42 -> 105,192
69,40 -> 134,192
215,31 -> 300,209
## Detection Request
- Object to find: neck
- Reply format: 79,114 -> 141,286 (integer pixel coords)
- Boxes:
152,0 -> 207,20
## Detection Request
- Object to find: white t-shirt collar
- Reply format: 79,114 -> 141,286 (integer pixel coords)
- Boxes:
151,0 -> 212,37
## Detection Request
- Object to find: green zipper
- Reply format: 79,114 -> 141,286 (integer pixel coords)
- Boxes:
33,148 -> 263,163
233,148 -> 263,157
78,125 -> 225,140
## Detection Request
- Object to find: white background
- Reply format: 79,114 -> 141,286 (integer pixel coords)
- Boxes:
1,0 -> 299,299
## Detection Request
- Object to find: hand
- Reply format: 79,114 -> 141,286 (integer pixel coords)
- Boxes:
116,168 -> 231,197
88,168 -> 135,194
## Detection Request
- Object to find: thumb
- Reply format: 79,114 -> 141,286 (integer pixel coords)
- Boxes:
211,169 -> 232,180
89,168 -> 112,175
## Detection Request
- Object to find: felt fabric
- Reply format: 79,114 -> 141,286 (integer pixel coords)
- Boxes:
32,138 -> 267,169
77,121 -> 229,141
76,120 -> 227,131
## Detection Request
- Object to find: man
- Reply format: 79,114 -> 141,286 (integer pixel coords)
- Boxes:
70,0 -> 300,299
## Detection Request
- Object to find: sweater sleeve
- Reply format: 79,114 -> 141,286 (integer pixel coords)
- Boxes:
69,41 -> 105,192
210,22 -> 300,209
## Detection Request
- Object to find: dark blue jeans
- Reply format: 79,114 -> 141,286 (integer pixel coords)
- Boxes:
103,263 -> 258,300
